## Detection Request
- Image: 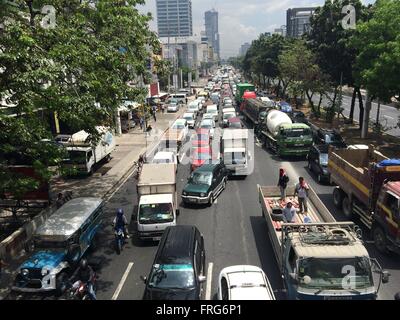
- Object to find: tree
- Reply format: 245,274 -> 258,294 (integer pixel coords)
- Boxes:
0,0 -> 159,204
351,0 -> 400,103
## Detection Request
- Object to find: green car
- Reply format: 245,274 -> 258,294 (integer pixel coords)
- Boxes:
182,164 -> 228,206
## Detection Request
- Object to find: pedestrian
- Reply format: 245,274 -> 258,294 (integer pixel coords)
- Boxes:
56,192 -> 64,209
282,202 -> 296,223
294,177 -> 310,214
139,116 -> 144,130
277,168 -> 289,200
152,108 -> 157,122
161,104 -> 165,114
146,124 -> 152,136
185,97 -> 188,105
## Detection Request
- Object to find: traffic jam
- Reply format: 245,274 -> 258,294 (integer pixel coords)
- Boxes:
6,67 -> 400,301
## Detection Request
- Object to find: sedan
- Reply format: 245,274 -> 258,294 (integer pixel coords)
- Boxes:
182,113 -> 196,129
307,144 -> 330,183
167,103 -> 179,113
218,265 -> 275,300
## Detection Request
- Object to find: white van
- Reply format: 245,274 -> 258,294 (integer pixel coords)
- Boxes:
170,93 -> 187,104
206,105 -> 219,122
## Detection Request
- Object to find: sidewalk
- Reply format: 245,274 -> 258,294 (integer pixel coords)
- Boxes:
0,101 -> 190,299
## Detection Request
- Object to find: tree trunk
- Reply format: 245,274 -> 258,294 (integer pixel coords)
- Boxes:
263,75 -> 266,89
317,94 -> 323,116
276,79 -> 281,96
349,87 -> 357,123
357,88 -> 364,130
306,90 -> 315,114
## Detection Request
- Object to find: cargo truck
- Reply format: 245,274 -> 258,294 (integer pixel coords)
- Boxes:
259,110 -> 313,157
328,147 -> 400,254
135,163 -> 179,241
57,126 -> 115,175
221,129 -> 251,177
235,83 -> 255,105
258,184 -> 389,300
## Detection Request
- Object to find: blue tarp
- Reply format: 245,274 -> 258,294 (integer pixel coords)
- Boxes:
377,159 -> 400,167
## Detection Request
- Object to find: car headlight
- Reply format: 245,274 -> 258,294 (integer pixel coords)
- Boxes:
200,193 -> 206,197
182,191 -> 187,196
21,268 -> 29,277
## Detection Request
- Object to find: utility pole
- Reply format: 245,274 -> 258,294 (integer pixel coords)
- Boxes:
361,90 -> 372,139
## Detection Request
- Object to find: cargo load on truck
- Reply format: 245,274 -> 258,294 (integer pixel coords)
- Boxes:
240,98 -> 271,126
136,163 -> 179,241
258,184 -> 389,300
328,147 -> 400,254
259,110 -> 313,157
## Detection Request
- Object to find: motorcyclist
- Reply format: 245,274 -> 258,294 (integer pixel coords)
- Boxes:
71,259 -> 96,300
113,208 -> 130,239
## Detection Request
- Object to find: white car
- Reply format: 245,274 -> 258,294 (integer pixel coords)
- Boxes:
206,105 -> 219,122
222,112 -> 236,127
202,113 -> 214,121
167,103 -> 179,113
188,101 -> 200,116
171,119 -> 189,138
182,112 -> 196,129
199,119 -> 215,139
152,151 -> 178,172
218,265 -> 275,300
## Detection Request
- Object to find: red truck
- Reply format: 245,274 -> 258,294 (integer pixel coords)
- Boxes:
328,147 -> 400,254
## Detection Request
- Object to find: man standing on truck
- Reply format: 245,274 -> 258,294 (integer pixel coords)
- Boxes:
277,168 -> 289,200
294,177 -> 309,214
282,202 -> 296,223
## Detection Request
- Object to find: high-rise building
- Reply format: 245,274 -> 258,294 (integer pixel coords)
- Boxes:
204,9 -> 220,59
239,43 -> 251,56
286,7 -> 316,38
156,0 -> 193,38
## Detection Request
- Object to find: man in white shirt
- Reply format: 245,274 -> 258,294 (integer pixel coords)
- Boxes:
282,202 -> 296,223
294,177 -> 309,214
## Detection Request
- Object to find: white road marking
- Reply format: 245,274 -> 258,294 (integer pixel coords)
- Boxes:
205,262 -> 213,301
112,262 -> 134,300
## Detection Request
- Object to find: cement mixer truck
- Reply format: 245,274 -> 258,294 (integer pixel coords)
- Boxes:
259,110 -> 313,157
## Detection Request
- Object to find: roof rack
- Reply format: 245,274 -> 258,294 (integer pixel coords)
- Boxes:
282,222 -> 362,246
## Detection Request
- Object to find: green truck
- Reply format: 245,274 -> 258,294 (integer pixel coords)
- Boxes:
235,83 -> 255,105
260,110 -> 313,157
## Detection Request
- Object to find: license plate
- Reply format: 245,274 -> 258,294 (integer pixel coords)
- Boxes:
189,198 -> 198,203
153,237 -> 161,241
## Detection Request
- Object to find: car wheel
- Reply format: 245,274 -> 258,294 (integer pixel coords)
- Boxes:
372,226 -> 388,254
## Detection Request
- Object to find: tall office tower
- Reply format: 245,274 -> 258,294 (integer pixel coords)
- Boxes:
156,0 -> 193,37
204,9 -> 220,59
286,7 -> 317,38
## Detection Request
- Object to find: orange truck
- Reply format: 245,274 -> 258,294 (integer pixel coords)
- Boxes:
328,147 -> 400,254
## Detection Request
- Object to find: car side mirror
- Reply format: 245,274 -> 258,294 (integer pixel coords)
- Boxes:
140,275 -> 147,284
382,270 -> 390,284
198,275 -> 207,283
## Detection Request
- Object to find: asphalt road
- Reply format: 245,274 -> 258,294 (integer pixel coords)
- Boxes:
89,109 -> 400,301
312,93 -> 400,137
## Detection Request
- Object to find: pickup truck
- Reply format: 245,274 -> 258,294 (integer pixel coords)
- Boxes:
328,147 -> 400,254
258,184 -> 389,300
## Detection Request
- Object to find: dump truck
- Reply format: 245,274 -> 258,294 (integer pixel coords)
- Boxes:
258,184 -> 389,300
259,110 -> 313,157
235,83 -> 255,105
328,147 -> 400,254
135,163 -> 179,241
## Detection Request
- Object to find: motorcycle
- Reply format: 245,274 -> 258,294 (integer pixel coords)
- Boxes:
68,274 -> 97,300
114,225 -> 125,254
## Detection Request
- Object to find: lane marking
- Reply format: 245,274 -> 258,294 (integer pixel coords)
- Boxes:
205,262 -> 213,301
112,262 -> 134,300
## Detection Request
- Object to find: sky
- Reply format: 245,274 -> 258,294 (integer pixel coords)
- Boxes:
138,0 -> 375,59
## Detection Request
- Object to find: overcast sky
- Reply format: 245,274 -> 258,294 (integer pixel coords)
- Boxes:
138,0 -> 375,59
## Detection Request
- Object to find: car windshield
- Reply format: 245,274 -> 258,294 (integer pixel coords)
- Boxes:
324,133 -> 342,144
149,264 -> 195,289
139,203 -> 174,224
298,257 -> 373,290
183,116 -> 193,121
172,123 -> 185,129
319,153 -> 329,166
200,123 -> 212,129
223,113 -> 235,119
189,172 -> 212,185
229,122 -> 242,128
66,150 -> 87,164
281,128 -> 311,138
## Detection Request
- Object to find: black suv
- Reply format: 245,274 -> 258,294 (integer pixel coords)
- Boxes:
313,128 -> 347,148
307,144 -> 330,183
142,225 -> 206,300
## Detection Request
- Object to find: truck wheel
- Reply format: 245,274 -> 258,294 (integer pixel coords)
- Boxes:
333,188 -> 344,209
373,227 -> 388,254
342,196 -> 353,218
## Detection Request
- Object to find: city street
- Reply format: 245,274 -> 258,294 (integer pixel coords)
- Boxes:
86,113 -> 400,301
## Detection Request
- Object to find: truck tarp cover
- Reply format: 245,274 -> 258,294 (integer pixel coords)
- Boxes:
378,159 -> 400,167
